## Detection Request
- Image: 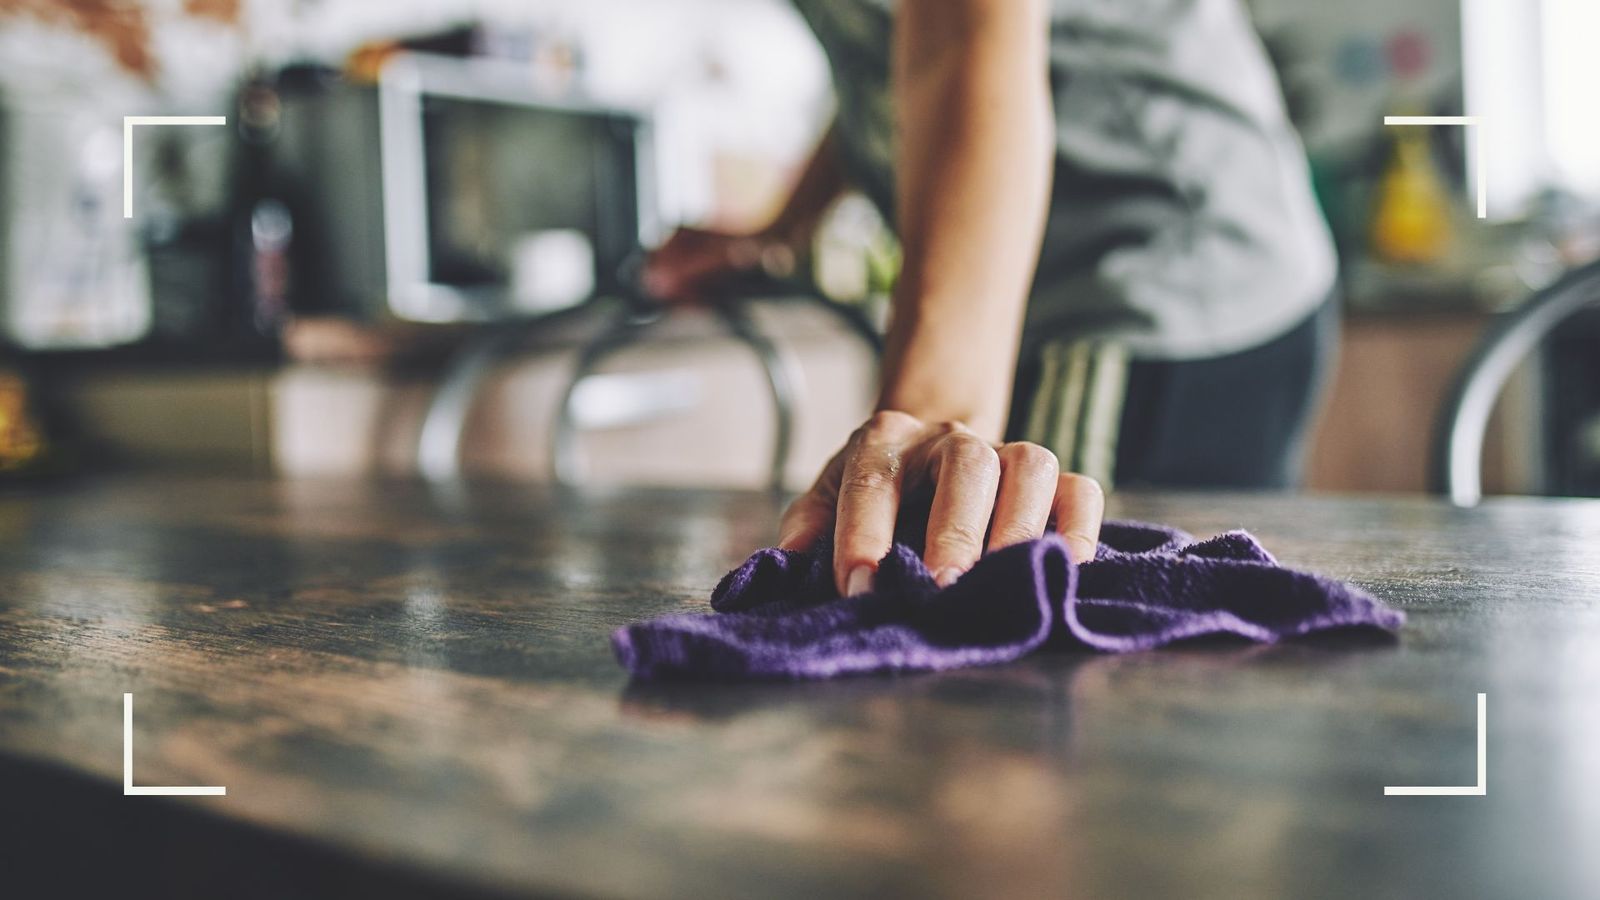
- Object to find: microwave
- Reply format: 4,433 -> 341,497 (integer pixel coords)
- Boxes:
244,53 -> 655,323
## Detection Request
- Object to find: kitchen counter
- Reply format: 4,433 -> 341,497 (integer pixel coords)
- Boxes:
3,477 -> 1598,898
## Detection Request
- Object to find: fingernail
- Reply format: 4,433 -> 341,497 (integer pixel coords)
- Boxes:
846,565 -> 874,596
935,567 -> 964,588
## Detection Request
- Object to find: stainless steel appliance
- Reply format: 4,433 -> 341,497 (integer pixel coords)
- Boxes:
246,53 -> 654,323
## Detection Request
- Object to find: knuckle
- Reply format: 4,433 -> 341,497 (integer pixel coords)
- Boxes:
864,410 -> 922,438
1059,471 -> 1106,500
926,521 -> 986,555
1002,442 -> 1060,474
839,466 -> 896,497
940,436 -> 1001,479
988,522 -> 1042,548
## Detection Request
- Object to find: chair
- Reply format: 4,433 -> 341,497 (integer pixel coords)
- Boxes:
1430,258 -> 1600,505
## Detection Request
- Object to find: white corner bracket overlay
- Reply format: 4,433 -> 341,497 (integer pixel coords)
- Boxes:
123,693 -> 226,796
1382,115 -> 1489,219
1384,693 -> 1487,796
123,115 -> 227,218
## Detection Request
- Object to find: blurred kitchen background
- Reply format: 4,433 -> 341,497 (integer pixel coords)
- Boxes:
1,0 -> 1597,497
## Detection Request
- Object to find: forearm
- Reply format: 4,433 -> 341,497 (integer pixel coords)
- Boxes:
877,0 -> 1053,441
762,121 -> 848,249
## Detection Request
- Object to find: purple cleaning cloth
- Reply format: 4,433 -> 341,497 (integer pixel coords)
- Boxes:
611,520 -> 1404,681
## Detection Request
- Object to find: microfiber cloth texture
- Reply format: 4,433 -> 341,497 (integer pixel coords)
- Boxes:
611,520 -> 1404,681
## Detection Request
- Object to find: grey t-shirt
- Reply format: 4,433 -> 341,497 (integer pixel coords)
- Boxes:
790,0 -> 1337,360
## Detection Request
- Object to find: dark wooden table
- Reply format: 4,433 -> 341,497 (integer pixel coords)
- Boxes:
3,477 -> 1598,899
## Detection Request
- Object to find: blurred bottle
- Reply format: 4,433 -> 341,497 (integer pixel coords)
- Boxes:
225,69 -> 296,347
0,361 -> 75,482
1370,125 -> 1455,265
250,199 -> 294,333
0,368 -> 44,475
1370,30 -> 1455,266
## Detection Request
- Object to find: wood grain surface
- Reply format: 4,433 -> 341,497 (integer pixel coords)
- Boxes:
2,476 -> 1598,899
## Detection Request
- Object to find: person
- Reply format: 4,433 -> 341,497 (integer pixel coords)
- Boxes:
644,0 -> 1337,599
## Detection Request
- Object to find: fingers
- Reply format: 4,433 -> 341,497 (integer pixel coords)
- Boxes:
920,427 -> 1002,587
832,411 -> 922,596
986,442 -> 1060,554
792,409 -> 1103,599
1050,472 -> 1105,564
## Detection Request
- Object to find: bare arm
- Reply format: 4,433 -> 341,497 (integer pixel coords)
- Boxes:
879,0 -> 1054,440
765,121 -> 848,251
642,123 -> 846,301
780,0 -> 1103,596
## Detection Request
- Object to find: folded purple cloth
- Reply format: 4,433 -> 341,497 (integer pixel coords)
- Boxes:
611,520 -> 1404,681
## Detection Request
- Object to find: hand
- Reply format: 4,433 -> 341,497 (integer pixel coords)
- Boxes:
641,226 -> 796,304
777,410 -> 1105,596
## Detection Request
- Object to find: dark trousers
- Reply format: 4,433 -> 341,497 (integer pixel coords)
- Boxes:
1007,299 -> 1338,490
